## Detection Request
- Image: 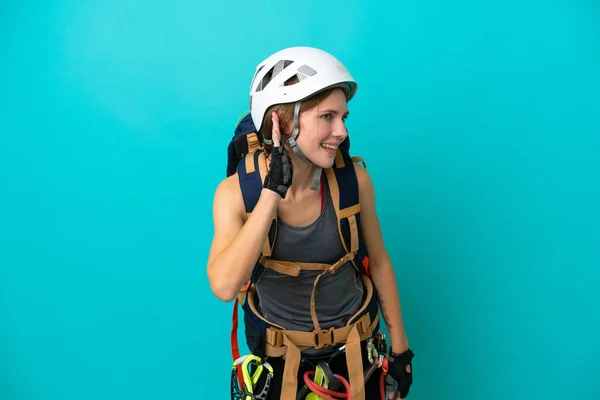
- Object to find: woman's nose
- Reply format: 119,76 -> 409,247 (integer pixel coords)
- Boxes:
334,120 -> 348,139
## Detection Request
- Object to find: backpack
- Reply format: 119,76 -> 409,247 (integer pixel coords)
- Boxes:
226,111 -> 379,399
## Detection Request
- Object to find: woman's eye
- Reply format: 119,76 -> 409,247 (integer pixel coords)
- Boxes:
321,113 -> 332,121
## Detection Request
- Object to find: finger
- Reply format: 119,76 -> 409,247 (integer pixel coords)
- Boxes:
388,392 -> 396,400
271,112 -> 281,148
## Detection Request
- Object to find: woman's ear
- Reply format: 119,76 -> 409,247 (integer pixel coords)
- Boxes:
281,119 -> 296,141
274,108 -> 296,142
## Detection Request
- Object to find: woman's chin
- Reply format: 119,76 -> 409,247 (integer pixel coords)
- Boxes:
313,156 -> 335,170
300,149 -> 336,169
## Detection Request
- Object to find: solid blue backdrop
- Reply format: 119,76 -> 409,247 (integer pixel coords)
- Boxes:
1,0 -> 599,399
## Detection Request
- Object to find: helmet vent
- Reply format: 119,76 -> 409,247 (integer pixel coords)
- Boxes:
283,74 -> 303,86
255,60 -> 293,92
280,64 -> 317,87
250,65 -> 265,92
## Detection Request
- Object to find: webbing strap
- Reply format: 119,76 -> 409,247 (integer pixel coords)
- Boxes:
263,312 -> 379,356
309,252 -> 356,331
261,235 -> 272,259
275,314 -> 375,349
351,156 -> 366,168
334,149 -> 345,168
231,296 -> 244,388
280,332 -> 301,400
346,324 -> 365,400
246,132 -> 261,154
348,214 -> 359,253
260,252 -> 354,277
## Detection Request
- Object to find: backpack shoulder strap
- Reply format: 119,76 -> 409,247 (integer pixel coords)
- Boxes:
325,147 -> 371,275
227,111 -> 263,177
237,151 -> 265,216
236,151 -> 277,266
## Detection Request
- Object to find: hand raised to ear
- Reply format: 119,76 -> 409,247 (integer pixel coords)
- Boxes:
263,112 -> 293,198
271,111 -> 282,148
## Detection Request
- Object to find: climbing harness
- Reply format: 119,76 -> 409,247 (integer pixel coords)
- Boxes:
229,329 -> 400,400
291,331 -> 393,400
231,354 -> 274,400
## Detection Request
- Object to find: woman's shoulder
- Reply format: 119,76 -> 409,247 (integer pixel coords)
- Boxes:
352,162 -> 373,191
351,162 -> 378,212
213,173 -> 246,220
215,173 -> 241,193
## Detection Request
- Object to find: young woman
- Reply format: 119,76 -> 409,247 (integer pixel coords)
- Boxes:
208,47 -> 414,399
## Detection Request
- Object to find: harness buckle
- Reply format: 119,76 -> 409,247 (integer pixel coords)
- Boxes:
314,327 -> 335,349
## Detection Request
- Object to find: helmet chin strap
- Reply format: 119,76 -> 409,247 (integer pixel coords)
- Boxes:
286,101 -> 323,191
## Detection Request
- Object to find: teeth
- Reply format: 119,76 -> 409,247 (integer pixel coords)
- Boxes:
322,144 -> 336,150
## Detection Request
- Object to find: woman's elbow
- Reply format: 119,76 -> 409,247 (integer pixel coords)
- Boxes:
208,270 -> 237,302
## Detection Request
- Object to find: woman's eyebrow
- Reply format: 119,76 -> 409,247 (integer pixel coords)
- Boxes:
319,109 -> 350,115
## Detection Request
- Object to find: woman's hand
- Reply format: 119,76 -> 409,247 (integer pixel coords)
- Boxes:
263,112 -> 293,198
386,348 -> 414,399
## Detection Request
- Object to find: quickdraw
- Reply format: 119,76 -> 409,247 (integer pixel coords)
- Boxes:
230,354 -> 273,400
367,331 -> 387,368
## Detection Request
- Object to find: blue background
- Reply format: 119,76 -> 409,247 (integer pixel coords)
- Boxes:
1,0 -> 599,399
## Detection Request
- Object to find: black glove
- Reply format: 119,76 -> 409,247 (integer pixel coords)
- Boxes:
387,348 -> 414,398
263,146 -> 293,198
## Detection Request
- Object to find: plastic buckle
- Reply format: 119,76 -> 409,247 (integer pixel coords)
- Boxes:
268,329 -> 283,348
314,327 -> 335,349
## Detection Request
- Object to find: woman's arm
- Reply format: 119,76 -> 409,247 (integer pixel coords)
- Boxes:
207,176 -> 281,302
355,163 -> 410,353
208,112 -> 291,302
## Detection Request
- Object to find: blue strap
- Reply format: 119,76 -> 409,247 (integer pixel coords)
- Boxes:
331,148 -> 370,273
236,151 -> 271,283
333,148 -> 359,210
237,152 -> 263,213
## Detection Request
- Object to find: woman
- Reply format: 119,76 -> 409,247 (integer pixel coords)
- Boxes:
208,47 -> 414,399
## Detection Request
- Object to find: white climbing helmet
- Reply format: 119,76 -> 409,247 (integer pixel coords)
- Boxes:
249,46 -> 358,132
